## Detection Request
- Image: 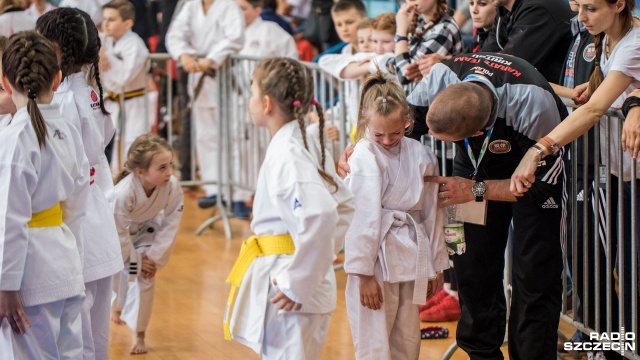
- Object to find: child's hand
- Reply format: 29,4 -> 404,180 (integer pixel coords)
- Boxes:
571,82 -> 590,105
270,279 -> 302,311
197,58 -> 214,72
324,125 -> 340,141
358,275 -> 383,310
180,54 -> 199,73
140,254 -> 157,279
426,273 -> 444,299
99,47 -> 110,72
337,144 -> 355,179
0,290 -> 30,334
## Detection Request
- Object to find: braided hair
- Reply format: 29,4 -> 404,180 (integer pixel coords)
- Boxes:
36,8 -> 110,116
356,69 -> 413,141
407,0 -> 448,38
2,31 -> 60,148
588,0 -> 635,96
253,57 -> 338,191
114,134 -> 173,184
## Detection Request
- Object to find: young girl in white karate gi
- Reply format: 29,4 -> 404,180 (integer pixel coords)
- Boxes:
343,71 -> 449,360
111,133 -> 183,354
0,31 -> 89,359
224,57 -> 355,359
36,8 -> 123,360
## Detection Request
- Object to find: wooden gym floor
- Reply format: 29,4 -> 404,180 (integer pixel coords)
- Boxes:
107,190 -> 579,359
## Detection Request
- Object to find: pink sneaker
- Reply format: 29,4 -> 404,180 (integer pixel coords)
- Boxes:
418,286 -> 446,313
419,294 -> 461,322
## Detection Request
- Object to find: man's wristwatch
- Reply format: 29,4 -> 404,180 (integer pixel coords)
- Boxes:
471,180 -> 486,202
394,34 -> 409,43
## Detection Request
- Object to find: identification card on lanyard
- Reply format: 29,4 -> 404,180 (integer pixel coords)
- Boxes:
464,127 -> 493,179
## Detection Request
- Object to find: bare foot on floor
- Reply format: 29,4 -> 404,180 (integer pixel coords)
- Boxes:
110,309 -> 125,325
130,332 -> 147,355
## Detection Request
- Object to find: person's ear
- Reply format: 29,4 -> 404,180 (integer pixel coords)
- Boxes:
262,94 -> 272,115
124,18 -> 134,29
51,70 -> 62,92
615,0 -> 625,13
135,167 -> 145,178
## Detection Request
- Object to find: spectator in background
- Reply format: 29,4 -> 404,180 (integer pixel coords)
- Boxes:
25,0 -> 55,19
408,0 -> 574,84
59,0 -> 110,27
0,0 -> 36,35
261,0 -> 294,34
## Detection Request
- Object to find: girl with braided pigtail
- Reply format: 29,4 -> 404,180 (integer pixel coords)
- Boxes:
0,31 -> 89,359
225,57 -> 354,359
343,70 -> 448,359
36,8 -> 124,359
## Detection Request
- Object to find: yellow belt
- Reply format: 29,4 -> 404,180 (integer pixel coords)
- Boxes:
223,234 -> 295,340
28,203 -> 63,227
106,88 -> 146,103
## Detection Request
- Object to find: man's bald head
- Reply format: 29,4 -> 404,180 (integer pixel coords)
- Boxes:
426,82 -> 493,141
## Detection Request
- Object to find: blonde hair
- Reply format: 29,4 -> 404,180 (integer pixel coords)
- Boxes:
114,134 -> 173,184
371,12 -> 396,35
357,18 -> 373,31
356,70 -> 413,141
253,57 -> 337,191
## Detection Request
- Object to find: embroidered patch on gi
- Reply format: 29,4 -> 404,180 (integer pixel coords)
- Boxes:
583,43 -> 596,62
53,129 -> 66,139
488,140 -> 511,154
293,198 -> 302,210
90,89 -> 101,110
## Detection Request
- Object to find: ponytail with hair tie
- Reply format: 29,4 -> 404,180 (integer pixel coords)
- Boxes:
27,89 -> 37,100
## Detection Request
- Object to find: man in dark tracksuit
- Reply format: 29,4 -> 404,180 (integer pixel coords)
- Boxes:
482,0 -> 573,83
408,53 -> 568,359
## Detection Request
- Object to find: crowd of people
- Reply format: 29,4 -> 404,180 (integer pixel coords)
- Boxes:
0,0 -> 638,359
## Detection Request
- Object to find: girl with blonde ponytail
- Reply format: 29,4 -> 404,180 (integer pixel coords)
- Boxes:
225,57 -> 354,359
343,70 -> 448,359
0,30 -> 89,359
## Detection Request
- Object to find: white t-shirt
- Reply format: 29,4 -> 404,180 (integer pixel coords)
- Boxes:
600,26 -> 640,180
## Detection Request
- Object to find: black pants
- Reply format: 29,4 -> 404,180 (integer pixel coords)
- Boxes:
453,194 -> 564,360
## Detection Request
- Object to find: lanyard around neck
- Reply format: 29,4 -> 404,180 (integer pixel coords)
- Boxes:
464,127 -> 493,179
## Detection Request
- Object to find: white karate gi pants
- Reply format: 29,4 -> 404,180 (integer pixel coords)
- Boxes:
113,269 -> 155,333
346,274 -> 420,360
193,106 -> 220,196
0,294 -> 84,360
82,276 -> 113,360
107,95 -> 152,173
262,282 -> 331,360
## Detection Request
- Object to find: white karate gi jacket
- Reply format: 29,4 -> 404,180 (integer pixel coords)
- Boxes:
113,174 -> 183,270
0,104 -> 89,307
166,0 -> 245,107
240,18 -> 298,59
102,30 -> 149,95
54,72 -> 123,282
0,10 -> 36,36
318,47 -> 367,138
230,121 -> 354,353
24,2 -> 55,20
344,136 -> 449,304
